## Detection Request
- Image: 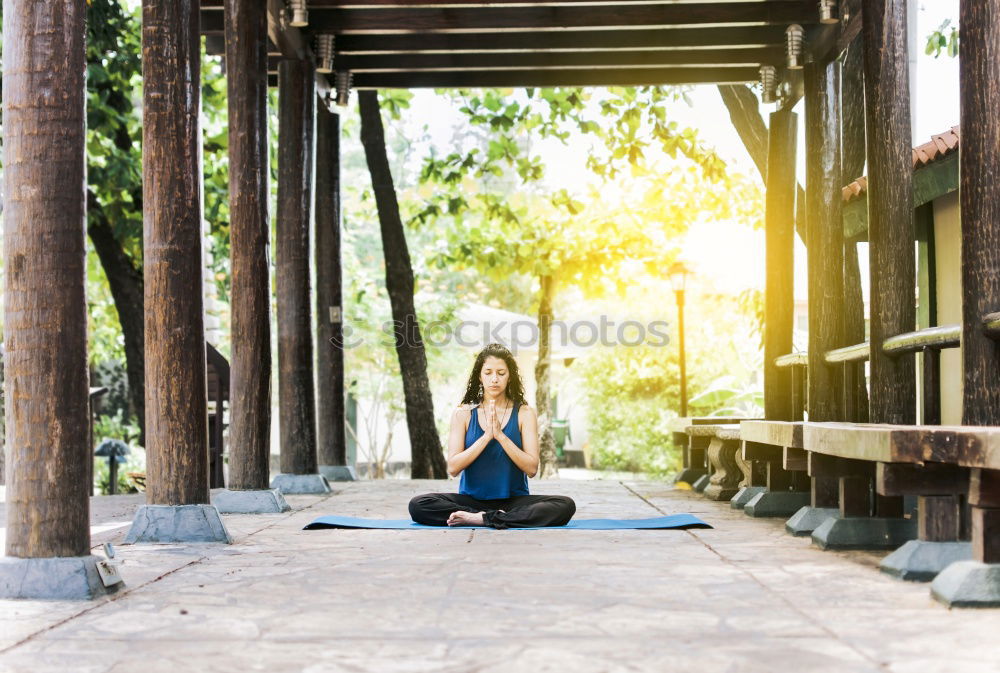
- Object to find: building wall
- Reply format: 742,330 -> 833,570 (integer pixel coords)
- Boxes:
933,190 -> 962,425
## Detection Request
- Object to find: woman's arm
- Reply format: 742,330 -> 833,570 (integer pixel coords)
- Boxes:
496,405 -> 540,478
446,406 -> 492,478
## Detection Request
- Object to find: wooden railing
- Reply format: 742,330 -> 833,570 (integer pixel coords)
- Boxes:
775,324 -> 964,425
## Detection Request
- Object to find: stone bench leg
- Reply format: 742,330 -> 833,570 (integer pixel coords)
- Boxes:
876,463 -> 972,581
704,436 -> 742,501
744,460 -> 810,517
731,444 -> 767,509
810,457 -> 916,551
932,469 -> 1000,607
786,475 -> 839,536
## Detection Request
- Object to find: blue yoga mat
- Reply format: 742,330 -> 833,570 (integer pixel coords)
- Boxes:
303,514 -> 711,530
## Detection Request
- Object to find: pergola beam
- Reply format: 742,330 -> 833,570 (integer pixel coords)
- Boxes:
203,0 -> 811,6
266,66 -> 759,88
205,2 -> 816,34
324,26 -> 789,52
267,47 -> 782,72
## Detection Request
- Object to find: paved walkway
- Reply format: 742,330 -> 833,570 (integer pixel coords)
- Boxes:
2,480 -> 999,673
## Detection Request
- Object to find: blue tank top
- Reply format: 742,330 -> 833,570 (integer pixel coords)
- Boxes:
459,403 -> 530,499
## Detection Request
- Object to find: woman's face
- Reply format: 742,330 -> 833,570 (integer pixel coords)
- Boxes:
480,355 -> 510,397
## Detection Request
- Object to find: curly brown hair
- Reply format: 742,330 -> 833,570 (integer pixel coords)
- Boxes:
460,343 -> 527,407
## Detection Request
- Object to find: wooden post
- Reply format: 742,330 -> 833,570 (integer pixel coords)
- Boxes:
863,0 -> 916,425
841,33 -> 869,423
143,0 -> 210,505
2,0 -> 89,557
316,102 -> 347,469
763,109 -> 797,421
959,0 -> 1000,567
225,0 -> 272,490
804,60 -> 844,422
277,59 -> 318,476
960,0 -> 1000,427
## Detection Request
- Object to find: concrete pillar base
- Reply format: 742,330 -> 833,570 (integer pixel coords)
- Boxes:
931,560 -> 1000,607
880,540 -> 973,582
811,515 -> 917,551
270,473 -> 331,495
785,506 -> 839,536
0,555 -> 123,600
213,488 -> 291,514
124,504 -> 233,544
319,465 -> 357,482
744,491 -> 810,518
673,468 -> 706,485
730,486 -> 767,510
691,474 -> 711,493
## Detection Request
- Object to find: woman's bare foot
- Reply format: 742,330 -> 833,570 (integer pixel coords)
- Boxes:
446,510 -> 485,526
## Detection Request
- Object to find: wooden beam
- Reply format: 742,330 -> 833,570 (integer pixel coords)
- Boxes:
265,66 -> 762,87
863,0 -> 916,425
331,25 -> 789,52
277,59 -> 320,476
203,0 -> 813,6
315,103 -> 347,469
143,0 -> 210,505
763,108 -> 798,421
804,59 -> 844,421
274,47 -> 784,72
918,495 -> 965,542
960,0 -> 1000,426
875,462 -> 969,497
2,0 -> 90,557
344,67 -> 760,87
226,0 -> 273,490
265,0 -> 332,101
282,3 -> 818,34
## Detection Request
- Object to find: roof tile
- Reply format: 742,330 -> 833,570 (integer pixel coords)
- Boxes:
842,126 -> 959,203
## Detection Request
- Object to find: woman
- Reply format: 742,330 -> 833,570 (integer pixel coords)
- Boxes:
409,343 -> 576,529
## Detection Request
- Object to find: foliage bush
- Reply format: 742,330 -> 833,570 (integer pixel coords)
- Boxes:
576,298 -> 764,477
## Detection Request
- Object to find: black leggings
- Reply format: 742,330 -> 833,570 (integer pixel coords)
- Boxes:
409,492 -> 576,529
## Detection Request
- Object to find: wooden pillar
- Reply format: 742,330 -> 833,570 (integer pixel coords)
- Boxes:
763,109 -> 797,421
804,60 -> 844,422
960,0 -> 1000,566
959,0 -> 1000,427
225,0 -> 272,490
316,103 -> 347,468
841,30 -> 870,423
3,0 -> 89,557
277,59 -> 318,476
143,0 -> 209,505
863,0 -> 916,425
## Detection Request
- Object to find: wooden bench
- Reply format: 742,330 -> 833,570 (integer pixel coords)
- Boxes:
801,423 -> 989,578
737,420 -> 812,519
670,416 -> 759,487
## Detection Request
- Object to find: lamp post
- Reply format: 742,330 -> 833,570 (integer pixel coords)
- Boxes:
669,263 -> 689,417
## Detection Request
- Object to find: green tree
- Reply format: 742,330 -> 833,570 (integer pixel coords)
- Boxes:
414,86 -> 752,476
926,19 -> 960,58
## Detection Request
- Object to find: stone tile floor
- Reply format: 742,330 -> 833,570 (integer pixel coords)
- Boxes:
2,480 -> 999,673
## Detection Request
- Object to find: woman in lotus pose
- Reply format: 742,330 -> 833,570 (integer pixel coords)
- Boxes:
409,343 -> 576,529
